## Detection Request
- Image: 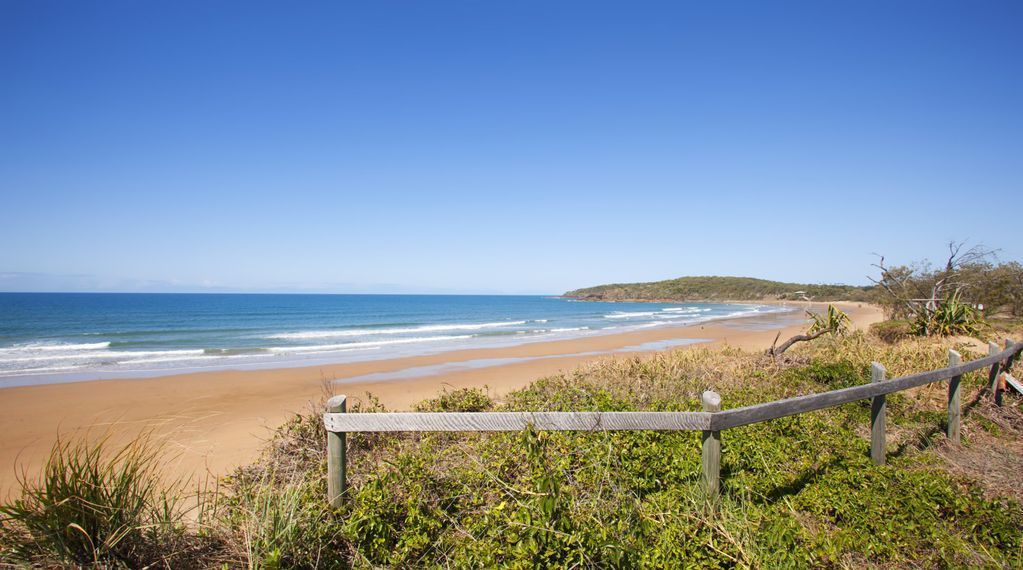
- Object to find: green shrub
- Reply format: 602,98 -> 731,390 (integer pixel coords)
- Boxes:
413,386 -> 493,412
782,359 -> 868,390
870,319 -> 914,343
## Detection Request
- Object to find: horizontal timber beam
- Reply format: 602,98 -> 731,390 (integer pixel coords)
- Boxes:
324,411 -> 712,432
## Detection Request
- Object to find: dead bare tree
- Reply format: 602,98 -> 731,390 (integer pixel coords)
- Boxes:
868,240 -> 997,334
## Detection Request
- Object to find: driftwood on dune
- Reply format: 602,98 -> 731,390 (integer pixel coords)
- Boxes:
768,304 -> 851,358
768,328 -> 833,357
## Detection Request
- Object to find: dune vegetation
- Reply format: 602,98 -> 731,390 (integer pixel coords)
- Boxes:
2,326 -> 1022,568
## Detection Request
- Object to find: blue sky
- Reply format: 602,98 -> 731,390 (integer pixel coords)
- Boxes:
1,1 -> 1020,294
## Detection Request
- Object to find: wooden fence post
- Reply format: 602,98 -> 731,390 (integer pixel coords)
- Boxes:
701,391 -> 721,499
996,373 -> 1008,407
326,395 -> 347,508
997,339 -> 1016,407
946,350 -> 961,444
988,341 -> 1001,394
870,363 -> 886,466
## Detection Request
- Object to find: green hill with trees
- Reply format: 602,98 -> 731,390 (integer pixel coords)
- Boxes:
565,275 -> 875,302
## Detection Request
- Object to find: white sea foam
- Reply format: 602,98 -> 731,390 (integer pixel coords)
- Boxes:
269,335 -> 473,353
662,307 -> 710,314
0,348 -> 205,364
550,327 -> 589,332
0,342 -> 111,353
0,365 -> 80,376
267,321 -> 527,340
126,352 -> 271,365
120,355 -> 209,365
604,311 -> 657,319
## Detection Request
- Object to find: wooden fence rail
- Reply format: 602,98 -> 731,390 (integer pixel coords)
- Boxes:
323,338 -> 1022,507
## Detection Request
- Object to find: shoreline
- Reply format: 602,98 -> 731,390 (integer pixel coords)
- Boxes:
0,302 -> 792,389
0,299 -> 790,389
0,301 -> 883,496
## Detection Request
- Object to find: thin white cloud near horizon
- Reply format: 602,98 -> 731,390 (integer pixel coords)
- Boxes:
0,272 -> 554,295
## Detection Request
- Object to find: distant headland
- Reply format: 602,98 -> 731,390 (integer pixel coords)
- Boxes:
564,275 -> 874,303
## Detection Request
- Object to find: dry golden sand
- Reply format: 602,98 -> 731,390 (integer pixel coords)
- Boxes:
0,302 -> 883,496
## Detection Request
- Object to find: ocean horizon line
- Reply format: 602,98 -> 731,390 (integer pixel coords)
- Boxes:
0,290 -> 563,297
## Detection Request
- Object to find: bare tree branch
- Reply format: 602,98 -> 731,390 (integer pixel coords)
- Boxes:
769,328 -> 832,357
869,241 -> 998,331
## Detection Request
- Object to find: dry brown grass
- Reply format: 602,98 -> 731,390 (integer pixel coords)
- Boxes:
931,398 -> 1023,502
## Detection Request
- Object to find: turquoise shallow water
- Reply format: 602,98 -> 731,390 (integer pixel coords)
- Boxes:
0,293 -> 793,386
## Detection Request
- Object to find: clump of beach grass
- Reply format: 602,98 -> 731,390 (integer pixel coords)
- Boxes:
0,432 -> 220,567
220,470 -> 344,569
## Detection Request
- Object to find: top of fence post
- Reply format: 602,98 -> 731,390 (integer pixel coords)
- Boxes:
871,362 -> 886,382
327,395 -> 347,412
702,391 -> 721,413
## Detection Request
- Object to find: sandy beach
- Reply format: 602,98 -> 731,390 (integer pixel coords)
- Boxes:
0,302 -> 883,496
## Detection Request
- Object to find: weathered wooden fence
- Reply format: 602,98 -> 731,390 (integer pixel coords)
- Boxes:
323,338 -> 1022,507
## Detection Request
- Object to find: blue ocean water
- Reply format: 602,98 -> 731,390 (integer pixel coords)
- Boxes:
0,293 -> 791,386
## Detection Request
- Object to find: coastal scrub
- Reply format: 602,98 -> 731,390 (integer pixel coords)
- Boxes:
2,331 -> 1021,568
